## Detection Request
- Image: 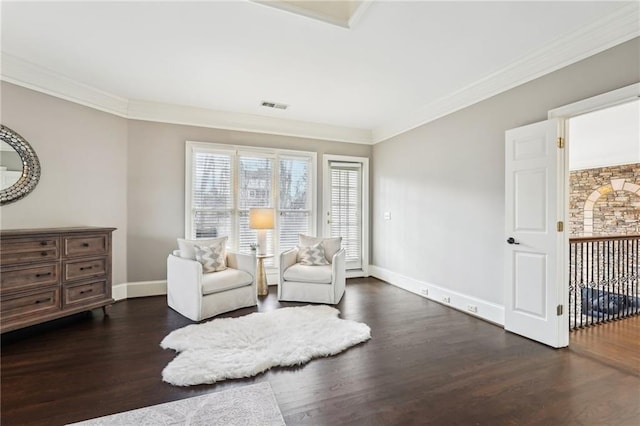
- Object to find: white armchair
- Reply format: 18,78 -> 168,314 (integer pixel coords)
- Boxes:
167,250 -> 257,321
278,236 -> 346,304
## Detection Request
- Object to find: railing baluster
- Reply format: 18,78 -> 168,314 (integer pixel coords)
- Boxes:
626,238 -> 630,318
580,240 -> 583,328
569,240 -> 582,330
569,234 -> 640,331
605,239 -> 609,323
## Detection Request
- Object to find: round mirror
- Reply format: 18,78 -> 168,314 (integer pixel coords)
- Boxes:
0,125 -> 41,205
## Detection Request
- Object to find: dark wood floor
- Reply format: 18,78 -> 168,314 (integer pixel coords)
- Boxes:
2,278 -> 639,425
570,315 -> 640,377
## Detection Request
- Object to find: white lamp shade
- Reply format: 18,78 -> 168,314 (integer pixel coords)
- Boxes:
249,208 -> 275,229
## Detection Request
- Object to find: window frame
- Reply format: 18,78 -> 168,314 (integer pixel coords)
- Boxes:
185,141 -> 317,263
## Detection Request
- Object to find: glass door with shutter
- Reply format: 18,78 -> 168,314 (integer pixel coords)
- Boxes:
325,159 -> 366,271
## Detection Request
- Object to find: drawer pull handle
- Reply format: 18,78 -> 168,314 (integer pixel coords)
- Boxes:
40,241 -> 48,246
79,289 -> 94,295
41,251 -> 48,256
34,298 -> 51,304
82,243 -> 90,247
79,266 -> 94,271
35,272 -> 52,278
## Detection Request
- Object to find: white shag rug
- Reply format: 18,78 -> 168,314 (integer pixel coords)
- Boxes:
161,305 -> 371,386
67,382 -> 284,426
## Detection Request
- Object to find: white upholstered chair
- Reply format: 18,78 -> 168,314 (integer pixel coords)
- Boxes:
167,238 -> 256,321
278,235 -> 346,304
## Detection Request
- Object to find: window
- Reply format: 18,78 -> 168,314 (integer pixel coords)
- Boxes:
238,153 -> 274,254
191,150 -> 234,240
186,142 -> 316,263
279,156 -> 312,252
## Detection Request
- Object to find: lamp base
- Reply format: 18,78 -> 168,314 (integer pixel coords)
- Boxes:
257,257 -> 268,296
256,230 -> 267,255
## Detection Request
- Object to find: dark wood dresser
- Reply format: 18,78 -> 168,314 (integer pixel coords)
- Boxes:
0,227 -> 116,333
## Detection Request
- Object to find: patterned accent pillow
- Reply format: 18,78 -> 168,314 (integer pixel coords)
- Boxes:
298,234 -> 341,263
177,236 -> 228,260
297,242 -> 330,266
194,242 -> 227,273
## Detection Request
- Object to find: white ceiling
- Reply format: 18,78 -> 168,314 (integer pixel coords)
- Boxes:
1,1 -> 638,144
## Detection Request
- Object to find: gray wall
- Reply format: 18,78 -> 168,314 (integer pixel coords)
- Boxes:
0,82 -> 129,285
2,37 -> 637,292
372,37 -> 640,306
127,120 -> 371,281
0,82 -> 370,285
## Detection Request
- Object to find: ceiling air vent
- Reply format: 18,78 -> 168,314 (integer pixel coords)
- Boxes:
261,101 -> 288,110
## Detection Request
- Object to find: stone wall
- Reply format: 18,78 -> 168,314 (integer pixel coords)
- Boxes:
569,163 -> 640,236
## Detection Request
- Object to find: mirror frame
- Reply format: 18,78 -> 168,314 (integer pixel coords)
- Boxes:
0,125 -> 41,205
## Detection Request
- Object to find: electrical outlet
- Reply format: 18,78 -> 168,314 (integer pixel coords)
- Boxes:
467,304 -> 478,313
420,288 -> 428,296
442,296 -> 450,303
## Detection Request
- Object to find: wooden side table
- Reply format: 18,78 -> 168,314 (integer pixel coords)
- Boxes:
256,254 -> 273,297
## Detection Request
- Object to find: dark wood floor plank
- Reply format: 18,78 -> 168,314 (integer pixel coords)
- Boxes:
570,315 -> 640,376
2,278 -> 639,425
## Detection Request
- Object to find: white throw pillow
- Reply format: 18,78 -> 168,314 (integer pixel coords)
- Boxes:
193,242 -> 227,273
177,236 -> 228,260
297,243 -> 330,266
298,234 -> 341,263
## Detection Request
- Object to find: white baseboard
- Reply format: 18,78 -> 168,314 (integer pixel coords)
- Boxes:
115,279 -> 278,300
112,283 -> 128,301
114,266 -> 503,327
369,265 -> 505,326
266,271 -> 279,286
112,280 -> 167,300
264,265 -> 370,283
127,280 -> 167,298
345,270 -> 361,278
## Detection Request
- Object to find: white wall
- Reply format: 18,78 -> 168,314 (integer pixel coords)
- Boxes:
569,99 -> 640,170
1,82 -> 128,285
371,38 -> 639,322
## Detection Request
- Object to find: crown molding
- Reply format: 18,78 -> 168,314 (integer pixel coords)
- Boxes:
252,0 -> 372,29
1,53 -> 129,117
1,2 -> 637,146
1,52 -> 371,144
127,100 -> 373,144
372,2 -> 640,143
548,82 -> 640,119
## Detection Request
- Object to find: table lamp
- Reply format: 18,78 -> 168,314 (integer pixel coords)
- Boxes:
249,208 -> 274,255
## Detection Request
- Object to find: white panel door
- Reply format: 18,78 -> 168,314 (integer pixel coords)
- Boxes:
505,119 -> 568,348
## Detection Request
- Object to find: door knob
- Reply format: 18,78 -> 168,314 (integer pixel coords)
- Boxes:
507,237 -> 520,245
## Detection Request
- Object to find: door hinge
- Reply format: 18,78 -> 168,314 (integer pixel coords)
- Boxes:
557,305 -> 563,316
557,221 -> 564,232
557,137 -> 564,148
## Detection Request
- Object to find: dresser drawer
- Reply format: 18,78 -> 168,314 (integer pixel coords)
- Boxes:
1,263 -> 59,292
63,258 -> 107,282
0,287 -> 61,322
0,237 -> 59,265
63,234 -> 109,258
63,280 -> 108,307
